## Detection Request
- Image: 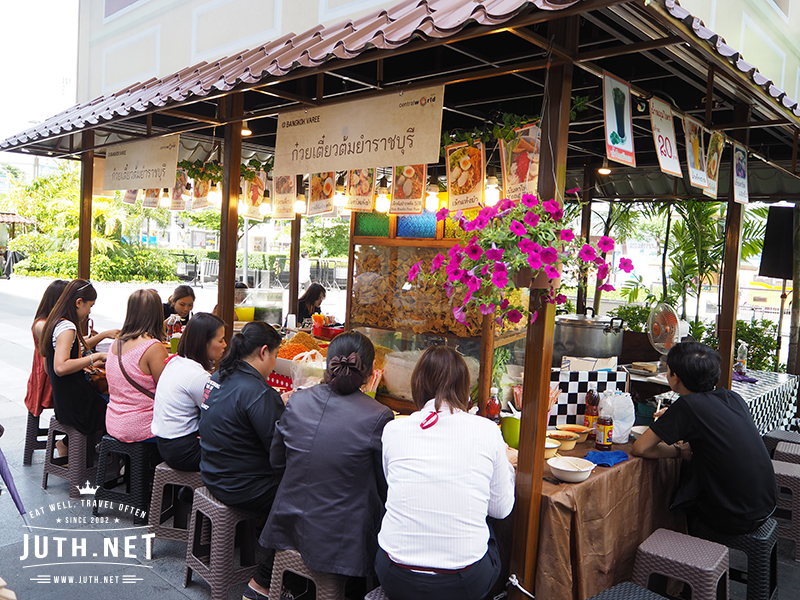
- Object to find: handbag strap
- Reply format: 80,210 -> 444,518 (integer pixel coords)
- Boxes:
116,339 -> 156,399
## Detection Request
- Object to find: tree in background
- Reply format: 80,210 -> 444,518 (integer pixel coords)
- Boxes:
301,216 -> 350,258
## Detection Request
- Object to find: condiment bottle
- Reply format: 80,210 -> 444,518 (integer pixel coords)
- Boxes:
584,385 -> 600,439
486,387 -> 501,425
596,394 -> 613,451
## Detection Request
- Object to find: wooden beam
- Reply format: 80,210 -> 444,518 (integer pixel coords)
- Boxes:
509,15 -> 578,600
793,129 -> 798,174
161,108 -> 222,125
218,93 -> 244,342
705,66 -> 715,128
289,175 -> 303,319
251,87 -> 319,107
478,315 -> 496,417
78,130 -> 94,280
146,114 -> 152,136
507,28 -> 573,63
718,103 -> 751,388
710,119 -> 786,131
575,35 -> 683,62
344,215 -> 356,331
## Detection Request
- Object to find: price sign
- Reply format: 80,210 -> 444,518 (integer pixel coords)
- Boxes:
649,97 -> 682,177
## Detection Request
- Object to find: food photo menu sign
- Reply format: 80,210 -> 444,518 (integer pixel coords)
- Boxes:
603,72 -> 635,167
683,116 -> 708,189
446,142 -> 484,210
649,97 -> 681,178
390,164 -> 426,214
273,175 -> 296,220
500,124 -> 541,201
346,168 -> 376,211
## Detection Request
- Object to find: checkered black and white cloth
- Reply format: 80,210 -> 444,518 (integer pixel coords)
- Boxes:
547,370 -> 629,427
732,369 -> 798,434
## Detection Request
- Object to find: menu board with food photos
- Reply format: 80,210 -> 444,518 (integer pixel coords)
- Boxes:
346,168 -> 376,212
390,164 -> 426,214
500,124 -> 541,201
273,175 -> 296,220
309,172 -> 335,216
446,142 -> 484,210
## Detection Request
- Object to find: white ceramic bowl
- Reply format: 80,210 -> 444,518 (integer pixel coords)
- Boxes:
547,456 -> 596,483
631,425 -> 650,440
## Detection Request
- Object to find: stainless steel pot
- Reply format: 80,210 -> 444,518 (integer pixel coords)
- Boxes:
552,311 -> 625,367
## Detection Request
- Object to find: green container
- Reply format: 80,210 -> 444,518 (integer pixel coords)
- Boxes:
635,402 -> 655,426
501,415 -> 521,449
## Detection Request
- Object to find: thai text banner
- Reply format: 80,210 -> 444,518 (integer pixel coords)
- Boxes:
274,86 -> 444,174
102,135 -> 179,190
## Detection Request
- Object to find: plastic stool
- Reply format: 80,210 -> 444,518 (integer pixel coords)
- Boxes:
364,586 -> 391,600
763,429 -> 800,457
269,549 -> 346,600
184,487 -> 260,600
773,460 -> 800,562
41,417 -> 98,499
23,411 -> 49,466
693,518 -> 778,600
632,528 -> 728,600
93,435 -> 160,525
774,441 -> 800,464
587,581 -> 668,600
148,462 -> 204,544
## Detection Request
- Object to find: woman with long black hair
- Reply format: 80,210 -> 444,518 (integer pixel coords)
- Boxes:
198,321 -> 284,600
296,282 -> 326,325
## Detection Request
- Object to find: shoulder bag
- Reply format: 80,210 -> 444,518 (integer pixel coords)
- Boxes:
116,339 -> 156,400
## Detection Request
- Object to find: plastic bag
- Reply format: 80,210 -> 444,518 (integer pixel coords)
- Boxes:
290,350 -> 325,391
610,392 -> 635,443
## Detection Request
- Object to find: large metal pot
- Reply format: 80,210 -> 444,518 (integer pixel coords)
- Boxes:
552,311 -> 625,367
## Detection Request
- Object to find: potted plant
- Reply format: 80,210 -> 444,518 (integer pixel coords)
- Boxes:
408,193 -> 634,326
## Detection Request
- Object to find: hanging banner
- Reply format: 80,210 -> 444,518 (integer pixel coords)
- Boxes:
308,172 -> 335,216
703,132 -> 725,199
446,142 -> 484,210
273,175 -> 296,220
603,73 -> 635,167
390,165 -> 426,214
733,143 -> 749,204
193,179 -> 210,210
142,189 -> 160,208
122,189 -> 139,205
240,171 -> 267,221
346,168 -> 376,212
103,134 -> 179,191
170,169 -> 188,211
500,124 -> 541,202
683,116 -> 708,189
649,98 -> 681,177
274,85 -> 443,174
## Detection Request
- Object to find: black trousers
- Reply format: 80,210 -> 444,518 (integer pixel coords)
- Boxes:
375,535 -> 501,600
156,432 -> 201,472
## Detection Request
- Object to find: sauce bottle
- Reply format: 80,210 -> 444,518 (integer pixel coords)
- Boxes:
596,394 -> 613,451
486,387 -> 501,425
584,385 -> 599,439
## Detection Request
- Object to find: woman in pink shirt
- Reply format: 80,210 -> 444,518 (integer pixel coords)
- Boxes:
106,289 -> 169,442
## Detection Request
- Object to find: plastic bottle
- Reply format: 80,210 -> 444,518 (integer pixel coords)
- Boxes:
584,385 -> 600,439
595,394 -> 614,451
735,341 -> 748,374
486,387 -> 501,425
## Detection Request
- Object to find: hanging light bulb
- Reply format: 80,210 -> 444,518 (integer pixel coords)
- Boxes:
333,174 -> 347,207
597,158 -> 611,175
241,120 -> 252,136
259,201 -> 272,216
182,182 -> 192,201
425,173 -> 440,212
294,194 -> 307,215
484,167 -> 500,206
375,175 -> 390,213
208,183 -> 222,207
160,188 -> 171,208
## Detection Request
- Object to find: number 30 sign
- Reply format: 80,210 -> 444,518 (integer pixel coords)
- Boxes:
649,97 -> 682,178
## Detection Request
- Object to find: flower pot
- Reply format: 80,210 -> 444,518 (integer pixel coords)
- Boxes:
512,266 -> 561,289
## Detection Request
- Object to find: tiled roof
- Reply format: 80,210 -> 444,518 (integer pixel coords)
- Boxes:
0,0 -> 579,151
0,212 -> 36,225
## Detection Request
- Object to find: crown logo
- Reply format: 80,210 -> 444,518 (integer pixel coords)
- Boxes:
77,480 -> 99,495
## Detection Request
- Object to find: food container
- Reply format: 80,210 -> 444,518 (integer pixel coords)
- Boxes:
547,456 -> 596,482
556,424 -> 591,443
544,439 -> 561,459
552,313 -> 624,367
315,326 -> 345,341
501,415 -> 521,449
546,431 -> 580,451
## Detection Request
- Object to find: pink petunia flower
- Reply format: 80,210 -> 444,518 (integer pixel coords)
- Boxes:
506,309 -> 523,324
474,214 -> 490,230
479,303 -> 496,315
453,306 -> 467,323
462,292 -> 473,306
598,283 -> 616,292
481,263 -> 491,276
465,275 -> 482,293
447,268 -> 465,282
519,238 -> 537,254
551,207 -> 564,221
527,252 -> 542,271
408,261 -> 421,281
521,194 -> 539,208
523,211 -> 540,228
500,299 -> 510,310
555,293 -> 567,305
619,257 -> 634,273
565,187 -> 581,195
530,310 -> 539,324
499,198 -> 515,212
543,199 -> 560,218
462,219 -> 477,232
559,228 -> 575,242
480,205 -> 498,220
494,261 -> 508,273
464,242 -> 483,261
578,244 -> 597,263
485,246 -> 504,261
597,262 -> 610,281
544,265 -> 560,279
509,220 -> 526,236
540,246 -> 558,264
594,256 -> 605,266
448,244 -> 463,259
436,207 -> 450,221
431,253 -> 445,272
492,271 -> 509,289
598,236 -> 615,253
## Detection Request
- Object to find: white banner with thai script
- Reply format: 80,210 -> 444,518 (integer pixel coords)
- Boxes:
274,86 -> 444,174
649,97 -> 681,177
103,134 -> 179,190
733,143 -> 749,204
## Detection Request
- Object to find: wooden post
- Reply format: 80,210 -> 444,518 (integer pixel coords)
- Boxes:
289,175 -> 303,319
577,163 -> 593,314
218,93 -> 243,341
508,15 -> 578,600
718,103 -> 751,388
78,130 -> 94,280
344,215 -> 357,331
478,314 -> 496,416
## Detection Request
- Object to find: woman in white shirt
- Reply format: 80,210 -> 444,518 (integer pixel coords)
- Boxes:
152,313 -> 227,471
376,345 -> 517,600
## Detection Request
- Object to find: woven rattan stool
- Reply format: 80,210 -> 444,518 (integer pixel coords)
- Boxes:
184,486 -> 260,600
693,518 -> 778,600
587,581 -> 668,600
93,435 -> 160,525
773,460 -> 800,562
774,441 -> 800,464
148,462 -> 204,544
269,549 -> 346,600
41,417 -> 98,499
364,586 -> 391,600
763,428 -> 800,457
23,411 -> 49,466
632,528 -> 728,600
